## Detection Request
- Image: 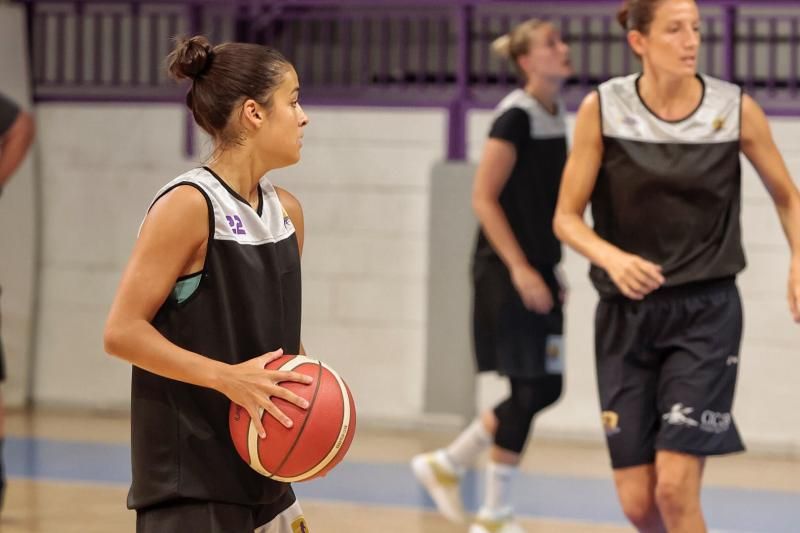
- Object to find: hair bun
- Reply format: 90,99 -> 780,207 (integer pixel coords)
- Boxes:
491,34 -> 512,59
617,2 -> 631,30
168,35 -> 214,81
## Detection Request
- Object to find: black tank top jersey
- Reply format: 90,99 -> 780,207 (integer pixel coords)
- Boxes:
473,89 -> 567,268
592,74 -> 746,298
128,167 -> 301,509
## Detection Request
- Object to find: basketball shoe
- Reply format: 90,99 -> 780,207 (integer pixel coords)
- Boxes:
469,508 -> 526,533
410,450 -> 465,523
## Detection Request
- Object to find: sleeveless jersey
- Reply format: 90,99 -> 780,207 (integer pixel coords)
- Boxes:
592,74 -> 746,298
473,89 -> 567,269
128,166 -> 301,509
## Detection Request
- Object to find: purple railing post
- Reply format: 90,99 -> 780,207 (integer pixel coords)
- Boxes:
131,2 -> 140,86
447,3 -> 471,161
55,11 -> 66,83
791,18 -> 798,95
705,18 -> 714,75
184,2 -> 203,158
768,17 -> 777,94
722,4 -> 737,82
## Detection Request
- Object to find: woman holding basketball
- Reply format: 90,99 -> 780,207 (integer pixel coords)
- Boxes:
554,0 -> 800,531
104,36 -> 312,532
412,19 -> 572,533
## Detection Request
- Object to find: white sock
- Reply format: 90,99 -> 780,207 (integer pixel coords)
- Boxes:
444,419 -> 492,469
483,461 -> 516,516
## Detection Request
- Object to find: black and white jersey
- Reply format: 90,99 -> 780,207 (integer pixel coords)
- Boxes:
128,166 -> 301,510
474,89 -> 567,269
591,74 -> 746,298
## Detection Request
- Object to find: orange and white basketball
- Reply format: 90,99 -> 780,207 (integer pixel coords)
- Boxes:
228,355 -> 357,482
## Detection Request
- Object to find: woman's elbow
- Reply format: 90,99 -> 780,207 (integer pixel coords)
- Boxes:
103,322 -> 124,357
553,209 -> 569,241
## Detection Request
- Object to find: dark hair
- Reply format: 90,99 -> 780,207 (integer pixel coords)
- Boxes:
617,0 -> 669,34
167,35 -> 292,146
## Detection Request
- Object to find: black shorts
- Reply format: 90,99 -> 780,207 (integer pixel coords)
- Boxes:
472,257 -> 563,379
136,492 -> 303,533
595,278 -> 745,469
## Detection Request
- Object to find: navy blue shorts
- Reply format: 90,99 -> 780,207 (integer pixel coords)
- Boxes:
595,278 -> 745,469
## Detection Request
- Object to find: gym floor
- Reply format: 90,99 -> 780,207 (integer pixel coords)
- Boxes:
4,409 -> 799,532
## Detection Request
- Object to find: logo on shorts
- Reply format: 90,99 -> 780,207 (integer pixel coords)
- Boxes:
700,410 -> 732,434
545,335 -> 564,374
601,411 -> 621,436
726,355 -> 739,366
663,403 -> 699,427
291,516 -> 309,533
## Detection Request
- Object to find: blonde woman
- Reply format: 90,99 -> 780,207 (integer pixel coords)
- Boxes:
411,19 -> 572,533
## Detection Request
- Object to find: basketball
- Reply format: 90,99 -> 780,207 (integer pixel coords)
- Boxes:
228,355 -> 357,482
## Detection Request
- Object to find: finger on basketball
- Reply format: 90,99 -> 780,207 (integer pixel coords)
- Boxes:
261,348 -> 285,365
269,384 -> 310,409
246,405 -> 267,438
270,370 -> 313,385
262,400 -> 293,429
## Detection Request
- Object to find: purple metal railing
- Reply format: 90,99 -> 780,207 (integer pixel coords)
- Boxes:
15,0 -> 800,159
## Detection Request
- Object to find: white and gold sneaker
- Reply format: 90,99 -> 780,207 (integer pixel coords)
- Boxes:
410,451 -> 465,523
469,508 -> 526,533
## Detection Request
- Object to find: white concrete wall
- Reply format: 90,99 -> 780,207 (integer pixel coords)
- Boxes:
469,110 -> 800,454
21,99 -> 800,452
31,104 -> 446,426
269,108 -> 447,421
0,3 -> 37,407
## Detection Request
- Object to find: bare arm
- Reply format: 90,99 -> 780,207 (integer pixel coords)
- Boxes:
473,138 -> 553,313
553,92 -> 663,299
0,110 -> 35,188
276,186 -> 307,354
104,185 -> 311,436
741,94 -> 800,322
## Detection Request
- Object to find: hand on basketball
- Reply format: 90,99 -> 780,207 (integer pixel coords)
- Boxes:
788,257 -> 800,323
218,349 -> 313,438
605,250 -> 665,300
511,264 -> 554,314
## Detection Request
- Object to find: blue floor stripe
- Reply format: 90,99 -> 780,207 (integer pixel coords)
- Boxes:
6,437 -> 799,531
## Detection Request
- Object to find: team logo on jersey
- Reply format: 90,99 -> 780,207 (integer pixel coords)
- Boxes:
712,117 -> 726,131
291,516 -> 309,533
226,214 -> 246,235
621,116 -> 637,127
726,355 -> 739,366
282,206 -> 293,230
601,411 -> 621,436
663,403 -> 699,427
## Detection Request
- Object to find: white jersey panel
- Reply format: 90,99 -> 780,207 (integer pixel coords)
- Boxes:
144,167 -> 296,246
599,73 -> 741,144
495,88 -> 567,139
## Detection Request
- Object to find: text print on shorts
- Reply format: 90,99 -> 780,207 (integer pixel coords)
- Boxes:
663,403 -> 732,434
